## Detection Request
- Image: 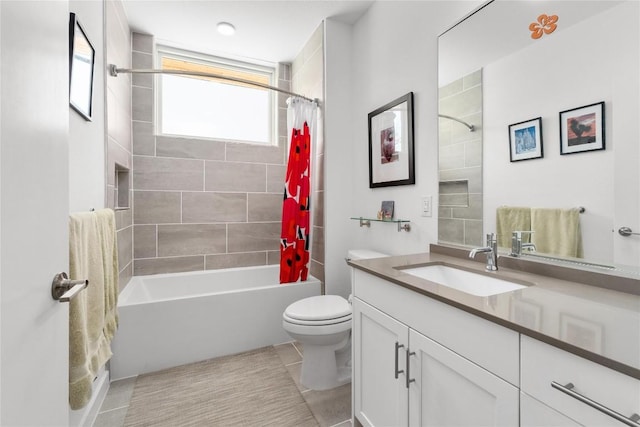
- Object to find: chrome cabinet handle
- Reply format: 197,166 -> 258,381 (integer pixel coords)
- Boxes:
395,342 -> 404,379
619,227 -> 640,237
551,382 -> 640,426
51,272 -> 88,302
406,349 -> 416,388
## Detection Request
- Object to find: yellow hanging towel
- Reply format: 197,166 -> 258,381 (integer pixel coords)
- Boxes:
531,207 -> 583,258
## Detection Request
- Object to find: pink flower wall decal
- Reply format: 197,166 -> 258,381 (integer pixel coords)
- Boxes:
529,14 -> 558,39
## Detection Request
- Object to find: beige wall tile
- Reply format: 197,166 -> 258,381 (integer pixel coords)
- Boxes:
132,32 -> 153,54
228,222 -> 280,252
132,51 -> 153,88
182,192 -> 247,223
132,86 -> 153,122
115,207 -> 132,230
248,193 -> 282,222
118,261 -> 133,292
464,219 -> 483,247
133,191 -> 181,224
311,226 -> 324,264
205,252 -> 267,270
133,156 -> 204,191
226,142 -> 284,164
156,136 -> 225,161
133,121 -> 155,156
267,250 -> 280,265
205,161 -> 266,192
312,191 -> 324,227
267,165 -> 286,193
157,224 -> 227,256
117,226 -> 133,274
314,153 -> 324,191
134,224 -> 156,258
134,256 -> 205,276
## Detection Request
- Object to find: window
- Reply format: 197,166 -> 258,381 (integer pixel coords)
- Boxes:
157,47 -> 275,145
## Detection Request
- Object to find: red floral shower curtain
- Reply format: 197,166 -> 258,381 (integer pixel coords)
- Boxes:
280,98 -> 316,284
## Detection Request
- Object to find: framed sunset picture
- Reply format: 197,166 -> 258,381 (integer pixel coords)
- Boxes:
559,101 -> 605,155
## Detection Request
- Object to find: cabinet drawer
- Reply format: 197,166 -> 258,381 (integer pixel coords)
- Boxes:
521,335 -> 640,426
353,269 -> 519,386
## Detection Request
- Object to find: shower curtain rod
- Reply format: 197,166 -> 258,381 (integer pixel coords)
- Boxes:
438,114 -> 475,132
108,64 -> 318,104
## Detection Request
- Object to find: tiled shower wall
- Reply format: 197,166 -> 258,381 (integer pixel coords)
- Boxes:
105,0 -> 133,291
438,69 -> 483,247
292,23 -> 325,289
131,33 -> 294,276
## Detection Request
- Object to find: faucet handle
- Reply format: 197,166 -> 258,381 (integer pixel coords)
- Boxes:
486,233 -> 497,246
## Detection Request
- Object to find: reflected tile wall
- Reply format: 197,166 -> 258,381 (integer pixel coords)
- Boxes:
438,69 -> 483,248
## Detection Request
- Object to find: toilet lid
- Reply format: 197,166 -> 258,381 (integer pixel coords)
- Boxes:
285,295 -> 351,321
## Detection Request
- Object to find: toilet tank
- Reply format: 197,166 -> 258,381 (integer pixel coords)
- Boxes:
346,250 -> 388,294
346,249 -> 388,261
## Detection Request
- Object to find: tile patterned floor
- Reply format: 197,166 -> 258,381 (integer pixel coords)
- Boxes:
93,342 -> 352,427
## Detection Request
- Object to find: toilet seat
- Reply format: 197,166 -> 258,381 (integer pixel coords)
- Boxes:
284,295 -> 351,323
283,312 -> 351,326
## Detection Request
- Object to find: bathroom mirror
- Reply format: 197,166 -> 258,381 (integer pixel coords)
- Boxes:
438,0 -> 640,269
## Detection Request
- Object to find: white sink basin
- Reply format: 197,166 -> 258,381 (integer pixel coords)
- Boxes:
401,264 -> 527,296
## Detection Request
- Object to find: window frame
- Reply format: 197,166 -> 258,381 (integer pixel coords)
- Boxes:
155,45 -> 277,146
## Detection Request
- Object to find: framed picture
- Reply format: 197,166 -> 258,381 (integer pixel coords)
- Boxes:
380,200 -> 395,220
368,92 -> 415,188
559,101 -> 605,155
508,117 -> 543,162
69,13 -> 95,121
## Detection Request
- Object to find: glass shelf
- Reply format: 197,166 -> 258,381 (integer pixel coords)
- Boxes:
350,217 -> 411,232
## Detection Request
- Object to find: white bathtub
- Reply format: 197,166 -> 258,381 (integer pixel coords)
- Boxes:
110,265 -> 321,380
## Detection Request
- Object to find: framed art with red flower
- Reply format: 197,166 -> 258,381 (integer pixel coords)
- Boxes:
368,92 -> 415,188
559,102 -> 605,155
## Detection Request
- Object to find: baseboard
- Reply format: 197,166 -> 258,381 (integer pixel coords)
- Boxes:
69,368 -> 110,427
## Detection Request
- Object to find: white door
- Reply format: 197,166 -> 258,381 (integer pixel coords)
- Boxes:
408,329 -> 519,427
1,1 -> 70,426
353,298 -> 409,427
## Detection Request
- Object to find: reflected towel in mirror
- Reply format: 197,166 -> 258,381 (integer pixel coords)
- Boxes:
531,208 -> 583,259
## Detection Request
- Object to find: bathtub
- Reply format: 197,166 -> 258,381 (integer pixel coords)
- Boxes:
110,265 -> 321,380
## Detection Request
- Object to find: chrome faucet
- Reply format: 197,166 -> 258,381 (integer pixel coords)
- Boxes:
510,231 -> 536,257
469,233 -> 498,271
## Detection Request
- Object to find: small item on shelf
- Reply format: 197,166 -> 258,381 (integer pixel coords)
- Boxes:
377,210 -> 383,220
381,200 -> 395,220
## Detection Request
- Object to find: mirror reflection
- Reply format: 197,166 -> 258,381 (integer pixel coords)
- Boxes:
438,0 -> 640,269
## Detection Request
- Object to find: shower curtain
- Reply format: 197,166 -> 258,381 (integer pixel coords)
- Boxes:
280,97 -> 317,284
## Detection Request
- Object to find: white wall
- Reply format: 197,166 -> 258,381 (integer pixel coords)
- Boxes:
324,1 -> 481,297
483,2 -> 638,264
69,1 -> 105,213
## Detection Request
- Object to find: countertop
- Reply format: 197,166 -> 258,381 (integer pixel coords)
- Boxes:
348,249 -> 640,380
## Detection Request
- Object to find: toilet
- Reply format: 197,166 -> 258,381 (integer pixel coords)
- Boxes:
282,249 -> 388,390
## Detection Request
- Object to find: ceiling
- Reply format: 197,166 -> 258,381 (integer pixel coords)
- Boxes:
121,0 -> 375,64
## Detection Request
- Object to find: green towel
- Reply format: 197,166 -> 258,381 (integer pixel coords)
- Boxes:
496,206 -> 531,249
531,208 -> 583,258
68,209 -> 119,410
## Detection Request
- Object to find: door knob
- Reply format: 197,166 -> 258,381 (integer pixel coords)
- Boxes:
618,227 -> 640,237
51,272 -> 88,302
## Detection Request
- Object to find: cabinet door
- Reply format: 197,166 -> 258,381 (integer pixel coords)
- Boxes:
408,329 -> 519,427
353,298 -> 409,427
521,393 -> 581,427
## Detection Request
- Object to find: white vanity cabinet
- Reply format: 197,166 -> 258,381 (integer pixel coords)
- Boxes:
521,336 -> 640,426
352,270 -> 520,427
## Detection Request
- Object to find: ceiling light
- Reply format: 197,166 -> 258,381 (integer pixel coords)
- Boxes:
217,22 -> 236,36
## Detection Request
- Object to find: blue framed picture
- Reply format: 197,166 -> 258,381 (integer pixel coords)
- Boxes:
508,117 -> 543,162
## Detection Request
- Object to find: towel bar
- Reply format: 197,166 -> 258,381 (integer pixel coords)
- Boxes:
51,272 -> 89,302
